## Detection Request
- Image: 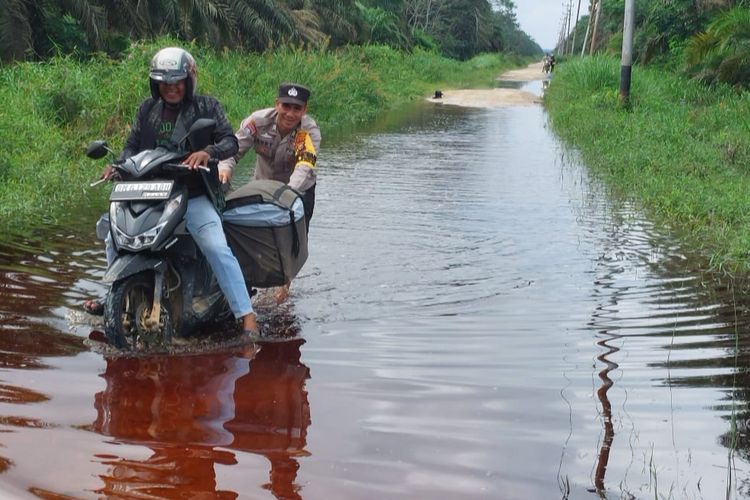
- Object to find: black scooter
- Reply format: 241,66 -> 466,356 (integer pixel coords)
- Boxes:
86,119 -> 233,350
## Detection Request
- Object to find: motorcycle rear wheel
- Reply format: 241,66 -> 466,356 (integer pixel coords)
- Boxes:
104,273 -> 173,350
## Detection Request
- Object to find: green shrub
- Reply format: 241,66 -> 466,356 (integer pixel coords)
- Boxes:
0,38 -> 519,228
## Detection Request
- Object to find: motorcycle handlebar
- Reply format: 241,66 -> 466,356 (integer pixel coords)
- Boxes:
164,162 -> 211,172
90,159 -> 214,187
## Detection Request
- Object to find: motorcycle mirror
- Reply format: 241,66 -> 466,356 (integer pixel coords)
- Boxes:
86,140 -> 110,159
183,118 -> 216,152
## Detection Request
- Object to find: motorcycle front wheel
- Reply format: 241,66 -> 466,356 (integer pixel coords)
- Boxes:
104,272 -> 173,350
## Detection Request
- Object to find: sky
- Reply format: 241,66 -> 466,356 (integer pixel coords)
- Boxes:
514,0 -> 592,51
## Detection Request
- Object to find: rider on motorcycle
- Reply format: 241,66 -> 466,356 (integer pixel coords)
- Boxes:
85,47 -> 258,336
542,53 -> 556,74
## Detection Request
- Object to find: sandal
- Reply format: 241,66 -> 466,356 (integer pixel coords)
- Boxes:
83,298 -> 104,316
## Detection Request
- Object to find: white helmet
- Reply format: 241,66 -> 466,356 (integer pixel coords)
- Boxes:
149,47 -> 197,101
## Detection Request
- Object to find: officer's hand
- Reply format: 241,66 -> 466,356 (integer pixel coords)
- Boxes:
184,151 -> 210,170
219,168 -> 232,184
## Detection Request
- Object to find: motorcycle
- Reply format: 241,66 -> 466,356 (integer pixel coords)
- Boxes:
86,118 -> 234,351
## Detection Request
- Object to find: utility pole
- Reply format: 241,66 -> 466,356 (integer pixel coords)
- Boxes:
620,0 -> 635,106
567,0 -> 574,54
581,0 -> 594,56
590,0 -> 602,55
557,5 -> 567,52
571,0 -> 582,55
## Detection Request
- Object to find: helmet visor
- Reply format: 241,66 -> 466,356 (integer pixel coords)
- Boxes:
149,69 -> 188,85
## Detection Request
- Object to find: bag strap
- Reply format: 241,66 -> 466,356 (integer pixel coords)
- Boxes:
272,183 -> 292,203
273,183 -> 301,257
289,209 -> 300,257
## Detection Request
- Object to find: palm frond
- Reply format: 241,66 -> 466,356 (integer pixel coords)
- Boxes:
228,0 -> 295,50
288,8 -> 327,46
60,0 -> 107,49
310,0 -> 363,45
685,31 -> 721,64
183,0 -> 234,45
0,0 -> 33,61
100,0 -> 152,38
685,6 -> 750,87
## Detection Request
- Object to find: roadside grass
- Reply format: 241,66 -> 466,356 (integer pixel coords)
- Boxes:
545,55 -> 750,273
0,39 -> 520,227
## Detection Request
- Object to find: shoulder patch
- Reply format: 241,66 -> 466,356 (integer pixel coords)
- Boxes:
294,129 -> 317,166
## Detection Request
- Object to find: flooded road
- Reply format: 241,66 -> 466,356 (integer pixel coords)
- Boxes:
1,80 -> 749,499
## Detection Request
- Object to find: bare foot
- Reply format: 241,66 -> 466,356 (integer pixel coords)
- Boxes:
275,284 -> 290,304
242,313 -> 258,335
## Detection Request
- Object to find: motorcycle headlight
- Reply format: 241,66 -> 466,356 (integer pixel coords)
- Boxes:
112,220 -> 168,251
110,194 -> 183,251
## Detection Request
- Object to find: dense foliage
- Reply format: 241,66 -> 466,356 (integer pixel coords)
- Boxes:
0,39 -> 519,224
0,0 -> 542,62
559,0 -> 750,88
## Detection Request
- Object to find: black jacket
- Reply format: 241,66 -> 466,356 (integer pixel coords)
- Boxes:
119,95 -> 239,210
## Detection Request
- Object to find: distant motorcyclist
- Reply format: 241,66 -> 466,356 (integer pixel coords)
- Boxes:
542,53 -> 556,74
84,47 -> 259,336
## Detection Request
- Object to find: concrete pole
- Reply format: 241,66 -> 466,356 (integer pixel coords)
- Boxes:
590,0 -> 602,55
620,0 -> 635,106
581,1 -> 594,56
557,5 -> 567,52
571,0 -> 582,55
565,1 -> 573,54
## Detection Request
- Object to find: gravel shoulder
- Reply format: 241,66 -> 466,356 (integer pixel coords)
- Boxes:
427,61 -> 547,108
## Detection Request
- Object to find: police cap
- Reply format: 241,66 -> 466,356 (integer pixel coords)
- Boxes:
277,83 -> 311,106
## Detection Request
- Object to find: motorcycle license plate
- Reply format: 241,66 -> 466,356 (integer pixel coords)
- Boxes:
110,180 -> 174,201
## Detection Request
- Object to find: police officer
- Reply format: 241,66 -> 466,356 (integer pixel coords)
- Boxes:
219,82 -> 320,304
219,82 -> 320,227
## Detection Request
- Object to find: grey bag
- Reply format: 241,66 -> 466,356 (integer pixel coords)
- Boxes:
223,180 -> 308,288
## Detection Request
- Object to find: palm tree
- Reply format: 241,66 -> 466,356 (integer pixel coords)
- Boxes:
228,0 -> 296,50
356,1 -> 409,47
309,0 -> 364,46
0,0 -> 32,61
685,6 -> 750,87
1,0 -> 105,61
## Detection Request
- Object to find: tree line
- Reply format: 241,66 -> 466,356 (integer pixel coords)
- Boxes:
0,0 -> 542,62
558,0 -> 750,88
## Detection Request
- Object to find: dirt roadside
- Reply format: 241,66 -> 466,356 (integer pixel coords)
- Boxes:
427,61 -> 547,108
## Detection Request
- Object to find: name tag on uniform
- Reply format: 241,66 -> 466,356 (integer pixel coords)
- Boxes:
255,140 -> 273,156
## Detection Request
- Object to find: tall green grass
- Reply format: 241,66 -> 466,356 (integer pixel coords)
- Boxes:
0,39 -> 518,227
545,55 -> 750,272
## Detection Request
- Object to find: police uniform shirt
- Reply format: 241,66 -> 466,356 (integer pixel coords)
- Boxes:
219,108 -> 321,192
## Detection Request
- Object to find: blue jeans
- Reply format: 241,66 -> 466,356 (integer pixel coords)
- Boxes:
104,195 -> 253,319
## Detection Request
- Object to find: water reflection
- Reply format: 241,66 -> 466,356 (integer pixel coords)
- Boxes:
90,339 -> 310,498
569,183 -> 750,497
593,332 -> 618,494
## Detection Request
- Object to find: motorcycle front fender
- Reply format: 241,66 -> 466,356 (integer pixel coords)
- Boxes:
103,253 -> 165,284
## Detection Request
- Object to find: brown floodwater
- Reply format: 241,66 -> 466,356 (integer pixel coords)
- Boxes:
1,81 -> 750,499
